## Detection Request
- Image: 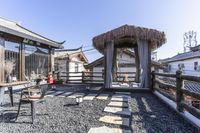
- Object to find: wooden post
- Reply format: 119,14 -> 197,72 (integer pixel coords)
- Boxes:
112,48 -> 117,82
103,43 -> 107,88
147,43 -> 151,88
82,71 -> 84,83
57,71 -> 60,80
20,43 -> 25,81
134,47 -> 140,83
151,71 -> 155,91
176,70 -> 184,112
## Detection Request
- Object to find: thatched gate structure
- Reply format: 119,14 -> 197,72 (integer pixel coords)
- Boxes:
92,25 -> 166,88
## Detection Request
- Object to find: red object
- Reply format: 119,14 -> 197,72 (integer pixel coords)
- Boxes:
48,74 -> 54,84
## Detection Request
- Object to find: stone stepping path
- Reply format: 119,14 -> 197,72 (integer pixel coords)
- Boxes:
104,106 -> 131,116
58,91 -> 74,97
67,93 -> 85,98
88,126 -> 131,133
99,115 -> 130,126
45,91 -> 65,97
110,97 -> 128,102
112,94 -> 130,99
115,92 -> 131,95
96,94 -> 109,100
108,101 -> 128,108
83,93 -> 98,100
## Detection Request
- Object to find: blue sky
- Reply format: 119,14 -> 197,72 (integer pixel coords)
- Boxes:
1,0 -> 200,62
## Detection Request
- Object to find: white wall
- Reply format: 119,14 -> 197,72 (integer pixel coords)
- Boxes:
167,58 -> 200,76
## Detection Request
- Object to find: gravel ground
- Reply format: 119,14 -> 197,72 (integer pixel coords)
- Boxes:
0,86 -> 198,133
130,92 -> 198,133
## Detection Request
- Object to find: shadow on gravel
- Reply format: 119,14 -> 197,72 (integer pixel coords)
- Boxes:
63,103 -> 78,107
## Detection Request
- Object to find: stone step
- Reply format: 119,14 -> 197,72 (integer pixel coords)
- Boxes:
108,101 -> 128,108
104,106 -> 131,116
58,91 -> 73,97
99,115 -> 129,126
112,94 -> 130,99
83,93 -> 98,100
88,126 -> 131,133
67,93 -> 85,98
45,91 -> 64,97
96,94 -> 109,100
110,97 -> 128,102
115,92 -> 131,95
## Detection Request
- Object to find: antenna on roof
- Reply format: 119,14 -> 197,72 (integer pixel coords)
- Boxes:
183,31 -> 197,52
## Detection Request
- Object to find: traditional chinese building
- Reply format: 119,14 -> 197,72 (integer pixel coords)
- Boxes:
0,17 -> 64,82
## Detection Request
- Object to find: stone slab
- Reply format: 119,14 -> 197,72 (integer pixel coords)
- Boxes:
104,106 -> 131,116
115,92 -> 131,95
83,93 -> 98,100
45,91 -> 64,97
108,101 -> 128,108
88,126 -> 131,133
99,116 -> 129,126
67,93 -> 85,98
110,97 -> 128,102
96,94 -> 109,100
112,94 -> 130,99
58,91 -> 73,97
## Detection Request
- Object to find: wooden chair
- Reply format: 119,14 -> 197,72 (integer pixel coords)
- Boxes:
16,83 -> 49,123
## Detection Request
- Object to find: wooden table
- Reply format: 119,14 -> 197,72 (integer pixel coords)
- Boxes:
0,81 -> 30,106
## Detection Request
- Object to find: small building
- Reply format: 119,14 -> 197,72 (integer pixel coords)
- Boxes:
160,44 -> 200,76
0,17 -> 64,82
54,47 -> 88,82
85,49 -> 163,83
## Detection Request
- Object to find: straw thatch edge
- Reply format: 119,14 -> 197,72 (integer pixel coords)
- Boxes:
92,25 -> 166,53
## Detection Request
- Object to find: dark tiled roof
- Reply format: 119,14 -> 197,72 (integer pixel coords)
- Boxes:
160,78 -> 200,93
160,51 -> 200,63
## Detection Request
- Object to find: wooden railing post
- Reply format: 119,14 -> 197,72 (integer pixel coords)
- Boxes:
151,71 -> 155,91
176,70 -> 184,112
82,71 -> 85,83
57,71 -> 60,80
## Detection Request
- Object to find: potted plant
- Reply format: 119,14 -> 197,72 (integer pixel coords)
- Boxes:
4,60 -> 16,83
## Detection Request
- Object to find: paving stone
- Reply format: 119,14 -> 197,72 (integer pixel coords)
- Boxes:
108,101 -> 128,108
96,94 -> 109,100
67,93 -> 85,98
45,91 -> 64,97
99,115 -> 130,126
83,93 -> 98,100
112,94 -> 130,99
115,92 -> 131,95
58,91 -> 73,97
110,97 -> 128,102
88,126 -> 131,133
104,106 -> 131,116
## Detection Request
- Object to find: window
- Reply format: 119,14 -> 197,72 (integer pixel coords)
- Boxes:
75,63 -> 79,72
194,62 -> 198,71
178,63 -> 184,70
5,41 -> 20,80
24,44 -> 49,79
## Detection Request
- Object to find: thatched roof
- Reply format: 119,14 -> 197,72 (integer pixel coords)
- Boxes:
93,25 -> 166,53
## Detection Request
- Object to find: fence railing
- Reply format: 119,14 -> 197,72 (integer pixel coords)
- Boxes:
54,71 -> 136,83
152,70 -> 200,119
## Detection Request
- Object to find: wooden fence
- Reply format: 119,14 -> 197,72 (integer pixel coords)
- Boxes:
54,71 -> 136,83
152,70 -> 200,119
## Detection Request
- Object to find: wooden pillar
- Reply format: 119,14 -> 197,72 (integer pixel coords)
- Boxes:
134,47 -> 140,83
103,43 -> 107,88
48,49 -> 54,72
20,43 -> 25,81
0,36 -> 5,82
112,48 -> 117,82
147,42 -> 151,88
